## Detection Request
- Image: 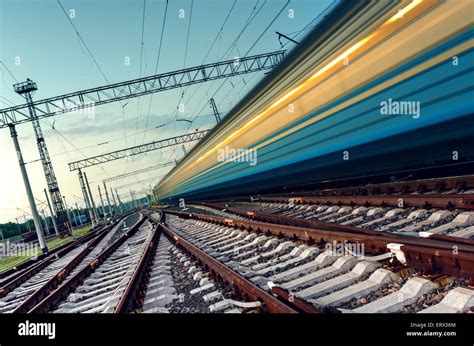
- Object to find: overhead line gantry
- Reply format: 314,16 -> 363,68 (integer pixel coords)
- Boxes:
102,161 -> 175,183
0,51 -> 285,127
1,50 -> 285,245
68,130 -> 208,171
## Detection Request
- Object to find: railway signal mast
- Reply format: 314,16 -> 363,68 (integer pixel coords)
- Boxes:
13,79 -> 71,238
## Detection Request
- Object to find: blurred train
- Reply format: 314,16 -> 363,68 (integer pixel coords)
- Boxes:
156,0 -> 474,202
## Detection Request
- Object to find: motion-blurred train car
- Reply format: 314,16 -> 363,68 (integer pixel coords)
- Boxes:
156,0 -> 474,201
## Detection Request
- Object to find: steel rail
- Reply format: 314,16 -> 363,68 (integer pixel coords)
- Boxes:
0,213 -> 132,287
149,214 -> 297,313
114,214 -> 161,313
12,222 -> 117,313
202,202 -> 398,238
201,203 -> 474,247
313,175 -> 474,196
29,215 -> 146,313
0,223 -> 109,297
162,210 -> 474,279
254,194 -> 474,210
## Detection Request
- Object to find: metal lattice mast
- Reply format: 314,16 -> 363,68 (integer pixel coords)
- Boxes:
13,79 -> 71,237
111,187 -> 118,214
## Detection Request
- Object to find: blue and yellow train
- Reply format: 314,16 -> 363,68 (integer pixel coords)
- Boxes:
156,0 -> 474,201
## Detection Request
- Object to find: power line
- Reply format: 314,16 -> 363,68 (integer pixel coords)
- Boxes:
142,0 -> 169,145
184,0 -> 286,134
200,0 -> 237,64
245,0 -> 290,56
0,95 -> 16,107
174,0 -> 195,119
57,0 -> 110,84
154,0 -> 266,160
0,61 -> 19,83
57,0 -> 129,175
281,0 -> 337,48
183,0 -> 194,69
165,0 -> 238,127
133,0 -> 148,146
163,0 -> 288,170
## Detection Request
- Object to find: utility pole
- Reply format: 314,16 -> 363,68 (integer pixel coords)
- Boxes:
13,79 -> 69,237
62,196 -> 74,232
78,169 -> 96,228
9,124 -> 47,253
44,188 -> 59,236
23,214 -> 31,232
150,184 -> 159,205
75,202 -> 84,226
41,209 -> 50,237
209,98 -> 221,123
103,182 -> 113,216
148,184 -> 154,204
146,194 -> 151,206
111,187 -> 118,214
71,208 -> 78,227
130,190 -> 135,209
83,172 -> 99,225
15,218 -> 22,234
98,185 -> 106,221
115,189 -> 122,212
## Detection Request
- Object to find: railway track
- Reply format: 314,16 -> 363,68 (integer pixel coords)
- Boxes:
153,208 -> 474,314
13,211 -> 294,314
192,175 -> 474,241
205,199 -> 474,240
0,213 -> 139,313
139,221 -> 291,314
2,199 -> 472,314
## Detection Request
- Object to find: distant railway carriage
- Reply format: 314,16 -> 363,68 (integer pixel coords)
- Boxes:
21,231 -> 37,243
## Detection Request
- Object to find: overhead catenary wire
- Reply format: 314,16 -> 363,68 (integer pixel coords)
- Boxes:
132,0 -> 148,146
0,60 -> 19,83
57,0 -> 110,85
141,0 -> 170,147
154,0 -> 267,161
173,0 -> 195,125
182,0 -> 289,136
57,0 -> 130,165
281,0 -> 336,48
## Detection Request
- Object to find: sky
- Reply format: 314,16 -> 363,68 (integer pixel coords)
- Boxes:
0,0 -> 334,223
